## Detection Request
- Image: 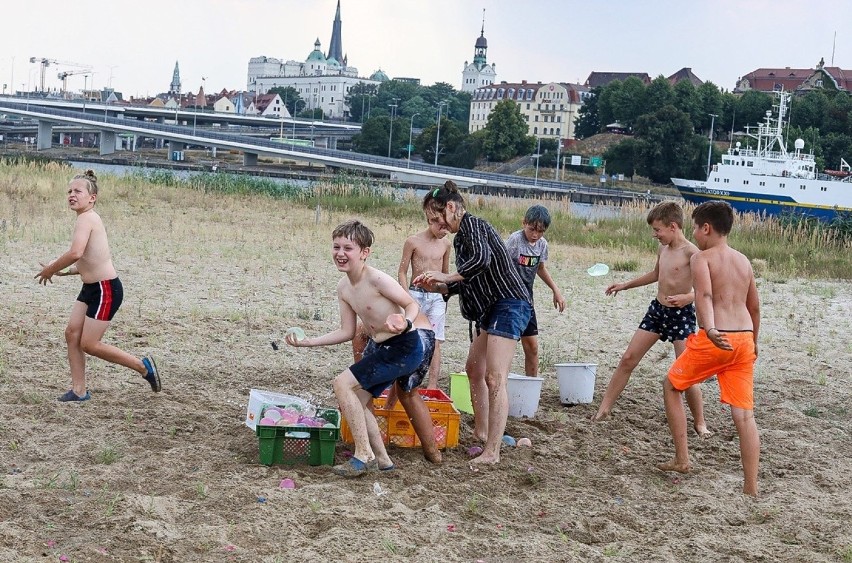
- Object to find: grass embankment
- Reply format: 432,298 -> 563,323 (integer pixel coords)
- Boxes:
3,160 -> 850,279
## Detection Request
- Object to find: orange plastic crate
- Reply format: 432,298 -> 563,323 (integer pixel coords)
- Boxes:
340,389 -> 459,449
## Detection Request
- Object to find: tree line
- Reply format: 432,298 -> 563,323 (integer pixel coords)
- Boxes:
576,76 -> 852,183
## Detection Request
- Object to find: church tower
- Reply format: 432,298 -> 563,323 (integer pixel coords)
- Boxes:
326,0 -> 344,64
169,61 -> 182,96
461,10 -> 496,93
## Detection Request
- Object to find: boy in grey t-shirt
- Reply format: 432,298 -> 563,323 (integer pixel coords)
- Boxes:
505,205 -> 566,377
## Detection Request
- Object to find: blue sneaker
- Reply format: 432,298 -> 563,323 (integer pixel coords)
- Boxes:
58,390 -> 91,402
141,355 -> 161,392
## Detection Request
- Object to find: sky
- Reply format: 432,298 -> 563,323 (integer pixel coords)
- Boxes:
2,0 -> 850,99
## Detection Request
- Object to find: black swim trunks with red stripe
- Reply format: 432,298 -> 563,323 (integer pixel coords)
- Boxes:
76,278 -> 124,321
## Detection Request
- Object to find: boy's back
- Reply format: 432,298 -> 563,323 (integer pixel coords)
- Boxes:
692,245 -> 756,330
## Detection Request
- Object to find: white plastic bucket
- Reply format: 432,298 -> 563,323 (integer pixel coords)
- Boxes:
555,363 -> 597,404
506,373 -> 544,418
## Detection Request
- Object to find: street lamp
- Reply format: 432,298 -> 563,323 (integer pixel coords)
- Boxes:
533,136 -> 542,186
387,99 -> 398,158
407,112 -> 419,167
292,100 -> 305,142
706,113 -> 718,179
434,101 -> 448,166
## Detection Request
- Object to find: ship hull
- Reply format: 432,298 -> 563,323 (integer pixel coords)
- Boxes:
671,179 -> 851,221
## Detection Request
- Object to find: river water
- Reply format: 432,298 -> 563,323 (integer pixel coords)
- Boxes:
69,160 -> 629,220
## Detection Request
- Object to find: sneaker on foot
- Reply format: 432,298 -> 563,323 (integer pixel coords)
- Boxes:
141,355 -> 161,392
58,390 -> 91,402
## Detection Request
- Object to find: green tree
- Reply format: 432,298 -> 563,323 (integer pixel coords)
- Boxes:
416,117 -> 465,165
443,129 -> 486,169
672,81 -> 700,128
823,92 -> 852,135
603,138 -> 638,178
268,86 -> 302,117
597,81 -> 620,130
610,76 -> 648,129
482,100 -> 535,162
345,82 -> 379,122
735,90 -> 773,130
790,90 -> 829,131
351,115 -> 406,157
632,105 -> 705,183
646,76 -> 675,112
574,87 -> 601,139
696,82 -> 724,133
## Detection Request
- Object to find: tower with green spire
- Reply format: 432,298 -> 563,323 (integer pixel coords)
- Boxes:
461,10 -> 496,92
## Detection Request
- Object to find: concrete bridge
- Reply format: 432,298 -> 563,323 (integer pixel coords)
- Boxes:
0,99 -> 661,204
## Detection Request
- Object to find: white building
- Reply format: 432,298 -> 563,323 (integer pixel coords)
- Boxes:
461,23 -> 496,93
246,2 -> 382,119
468,81 -> 591,142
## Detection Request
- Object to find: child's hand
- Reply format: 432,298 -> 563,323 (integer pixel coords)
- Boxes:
665,293 -> 692,308
605,283 -> 624,296
553,291 -> 566,312
35,263 -> 54,285
412,272 -> 444,292
385,313 -> 408,334
707,328 -> 733,351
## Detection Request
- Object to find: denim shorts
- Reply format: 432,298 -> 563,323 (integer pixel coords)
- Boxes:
480,298 -> 532,340
349,329 -> 436,397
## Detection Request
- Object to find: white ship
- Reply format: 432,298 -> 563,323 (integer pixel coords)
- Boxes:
672,90 -> 852,220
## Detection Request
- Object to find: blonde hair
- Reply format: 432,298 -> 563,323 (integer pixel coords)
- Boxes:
71,169 -> 99,196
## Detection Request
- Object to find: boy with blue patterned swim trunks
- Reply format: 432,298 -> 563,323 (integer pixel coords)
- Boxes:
286,220 -> 439,476
592,201 -> 709,437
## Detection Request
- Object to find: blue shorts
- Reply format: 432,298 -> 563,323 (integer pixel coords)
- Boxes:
638,299 -> 696,342
349,328 -> 436,398
479,298 -> 532,341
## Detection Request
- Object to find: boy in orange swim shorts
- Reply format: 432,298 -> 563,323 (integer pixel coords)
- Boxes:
658,201 -> 761,497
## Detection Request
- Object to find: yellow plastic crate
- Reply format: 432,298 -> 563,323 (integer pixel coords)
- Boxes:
340,389 -> 459,449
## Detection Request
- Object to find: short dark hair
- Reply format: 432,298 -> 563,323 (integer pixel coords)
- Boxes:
647,201 -> 683,228
692,200 -> 734,235
524,205 -> 551,229
422,180 -> 466,213
332,220 -> 374,249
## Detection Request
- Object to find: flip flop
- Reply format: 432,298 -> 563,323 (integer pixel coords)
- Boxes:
379,464 -> 396,472
332,457 -> 377,477
141,355 -> 161,392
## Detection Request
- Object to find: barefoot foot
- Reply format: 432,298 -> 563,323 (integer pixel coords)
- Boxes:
694,423 -> 713,439
470,452 -> 500,466
657,459 -> 691,474
422,446 -> 442,464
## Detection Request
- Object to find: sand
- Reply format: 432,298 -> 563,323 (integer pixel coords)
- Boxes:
1,180 -> 851,562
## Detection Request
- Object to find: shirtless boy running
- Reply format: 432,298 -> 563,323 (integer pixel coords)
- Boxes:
287,220 -> 440,475
35,170 -> 161,402
397,210 -> 452,388
593,201 -> 709,438
659,201 -> 761,496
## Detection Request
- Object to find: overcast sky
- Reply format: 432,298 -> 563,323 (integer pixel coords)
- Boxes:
2,0 -> 849,99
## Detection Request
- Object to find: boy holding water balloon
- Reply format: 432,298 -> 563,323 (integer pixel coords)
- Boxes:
286,220 -> 439,476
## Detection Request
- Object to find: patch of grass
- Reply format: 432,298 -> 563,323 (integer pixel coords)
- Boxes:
20,392 -> 43,405
803,406 -> 821,418
63,471 -> 80,492
36,471 -> 61,490
124,409 -> 134,425
380,539 -> 398,555
612,259 -> 640,272
104,493 -> 122,517
9,440 -> 19,452
839,545 -> 852,562
816,373 -> 828,386
195,481 -> 208,499
96,445 -> 122,465
603,545 -> 621,557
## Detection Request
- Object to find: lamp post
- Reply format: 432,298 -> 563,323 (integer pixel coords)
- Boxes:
407,112 -> 419,167
292,100 -> 305,142
387,99 -> 398,158
434,101 -> 447,166
533,136 -> 542,186
706,113 -> 718,179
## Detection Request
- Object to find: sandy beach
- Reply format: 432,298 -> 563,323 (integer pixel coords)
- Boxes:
1,174 -> 851,562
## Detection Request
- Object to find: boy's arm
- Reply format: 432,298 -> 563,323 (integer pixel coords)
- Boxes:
35,215 -> 92,284
289,294 -> 357,347
397,238 -> 415,288
605,251 -> 659,296
746,274 -> 760,355
376,271 -> 420,332
536,262 -> 565,312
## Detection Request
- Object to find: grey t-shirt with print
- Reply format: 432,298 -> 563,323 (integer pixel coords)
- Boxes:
505,230 -> 548,293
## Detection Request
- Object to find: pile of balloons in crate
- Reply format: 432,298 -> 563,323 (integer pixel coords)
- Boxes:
258,403 -> 336,429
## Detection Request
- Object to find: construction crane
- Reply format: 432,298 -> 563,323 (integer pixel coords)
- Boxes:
57,69 -> 91,95
29,57 -> 91,92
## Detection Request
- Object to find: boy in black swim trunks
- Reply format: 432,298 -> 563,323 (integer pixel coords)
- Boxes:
35,170 -> 161,402
592,202 -> 709,436
286,220 -> 438,476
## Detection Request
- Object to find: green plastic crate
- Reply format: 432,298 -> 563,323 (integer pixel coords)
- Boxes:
255,408 -> 340,466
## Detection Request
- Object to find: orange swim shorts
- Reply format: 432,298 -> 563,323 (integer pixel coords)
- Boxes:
668,329 -> 757,410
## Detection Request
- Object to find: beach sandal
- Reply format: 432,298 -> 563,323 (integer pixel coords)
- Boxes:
332,457 -> 378,477
379,464 -> 396,472
141,355 -> 161,392
58,390 -> 91,402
